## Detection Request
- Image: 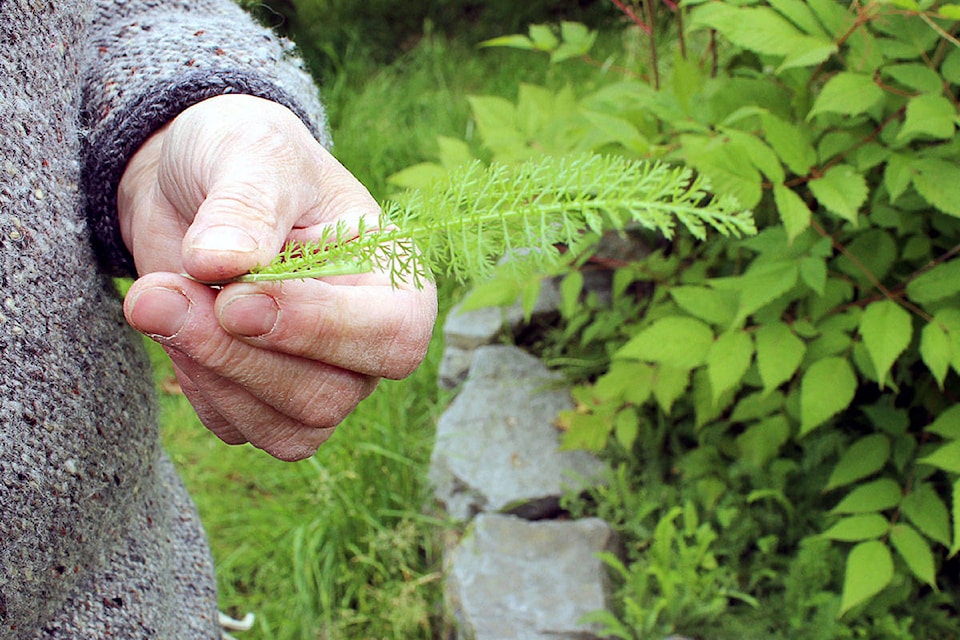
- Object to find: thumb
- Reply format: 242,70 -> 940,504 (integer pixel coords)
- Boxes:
180,180 -> 293,283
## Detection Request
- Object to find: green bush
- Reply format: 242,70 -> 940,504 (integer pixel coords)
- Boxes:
396,2 -> 960,636
241,0 -> 616,76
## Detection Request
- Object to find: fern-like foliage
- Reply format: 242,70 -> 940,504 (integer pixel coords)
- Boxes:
239,154 -> 756,286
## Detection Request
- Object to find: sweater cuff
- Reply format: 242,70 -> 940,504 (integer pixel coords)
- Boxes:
82,70 -> 329,278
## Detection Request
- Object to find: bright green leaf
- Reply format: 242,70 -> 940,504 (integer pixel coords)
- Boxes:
769,0 -> 830,36
711,260 -> 800,326
882,63 -> 944,94
680,134 -> 763,209
809,73 -> 883,119
736,416 -> 790,468
901,482 -> 952,548
755,322 -> 806,394
800,356 -> 858,435
859,300 -> 912,388
707,330 -> 754,403
479,34 -> 536,50
653,364 -> 691,415
939,3 -> 960,19
670,286 -> 738,326
722,128 -> 785,184
890,524 -> 937,588
761,113 -> 817,175
528,24 -> 559,51
926,405 -> 960,440
809,164 -> 868,225
616,317 -> 715,370
690,4 -> 806,56
906,258 -> 960,304
898,94 -> 956,142
919,440 -> 960,474
822,514 -> 890,541
839,540 -> 893,617
773,184 -> 812,243
614,407 -> 639,450
832,478 -> 902,514
824,434 -> 891,492
952,478 -> 960,557
921,320 -> 952,388
800,257 -> 827,296
912,158 -> 960,219
884,153 -> 913,203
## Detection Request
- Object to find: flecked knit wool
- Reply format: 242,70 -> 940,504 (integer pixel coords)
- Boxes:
0,2 -> 328,637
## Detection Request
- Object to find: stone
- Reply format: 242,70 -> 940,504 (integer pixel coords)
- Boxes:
429,345 -> 605,521
445,513 -> 618,640
439,279 -> 563,390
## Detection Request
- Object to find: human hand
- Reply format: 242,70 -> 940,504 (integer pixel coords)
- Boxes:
117,94 -> 437,461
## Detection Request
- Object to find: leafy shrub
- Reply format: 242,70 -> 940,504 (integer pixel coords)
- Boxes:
397,1 -> 960,636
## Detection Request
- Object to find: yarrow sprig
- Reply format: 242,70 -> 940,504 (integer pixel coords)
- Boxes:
230,154 -> 756,287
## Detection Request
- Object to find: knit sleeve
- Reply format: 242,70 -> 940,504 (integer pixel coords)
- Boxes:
80,0 -> 331,276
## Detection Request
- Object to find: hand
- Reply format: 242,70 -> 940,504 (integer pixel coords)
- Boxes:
117,95 -> 438,461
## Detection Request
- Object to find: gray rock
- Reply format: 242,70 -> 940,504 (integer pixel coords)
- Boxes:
430,345 -> 605,521
439,280 -> 563,390
446,513 -> 618,640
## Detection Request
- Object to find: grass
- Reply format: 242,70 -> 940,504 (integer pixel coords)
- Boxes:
154,32 -> 558,640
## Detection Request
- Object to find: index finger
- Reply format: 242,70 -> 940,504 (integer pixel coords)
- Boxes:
214,277 -> 438,379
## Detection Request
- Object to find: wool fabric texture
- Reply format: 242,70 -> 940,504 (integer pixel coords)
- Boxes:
0,2 -> 328,637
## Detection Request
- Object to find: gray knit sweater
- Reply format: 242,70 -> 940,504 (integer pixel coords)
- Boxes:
0,2 -> 328,637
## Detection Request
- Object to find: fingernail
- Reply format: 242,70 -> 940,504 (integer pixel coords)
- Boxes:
219,293 -> 280,337
129,287 -> 191,339
190,225 -> 259,253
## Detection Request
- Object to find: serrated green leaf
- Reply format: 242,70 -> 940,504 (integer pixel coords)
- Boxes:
528,24 -> 559,51
614,407 -> 639,450
882,63 -> 944,94
707,330 -> 754,403
690,4 -> 805,56
952,478 -> 960,557
770,0 -> 830,36
884,153 -> 913,203
670,286 -> 738,326
616,316 -> 715,369
898,94 -> 957,142
901,482 -> 952,548
822,514 -> 890,541
755,322 -> 806,394
939,3 -> 960,19
479,34 -> 536,50
467,95 -> 526,158
800,257 -> 827,296
680,134 -> 763,209
710,260 -> 800,326
839,540 -> 893,617
809,73 -> 884,119
832,478 -> 902,514
912,158 -> 960,218
825,434 -> 891,492
653,364 -> 691,415
722,128 -> 785,184
859,300 -> 912,388
905,259 -> 960,304
800,356 -> 858,435
761,113 -> 817,176
927,404 -> 960,440
736,415 -> 790,468
919,440 -> 960,473
809,164 -> 867,225
921,321 -> 951,388
890,524 -> 937,588
773,184 -> 812,243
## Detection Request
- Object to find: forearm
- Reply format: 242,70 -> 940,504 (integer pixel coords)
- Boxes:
80,0 -> 329,275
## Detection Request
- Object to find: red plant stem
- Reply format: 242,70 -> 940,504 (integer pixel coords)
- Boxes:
610,0 -> 652,34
